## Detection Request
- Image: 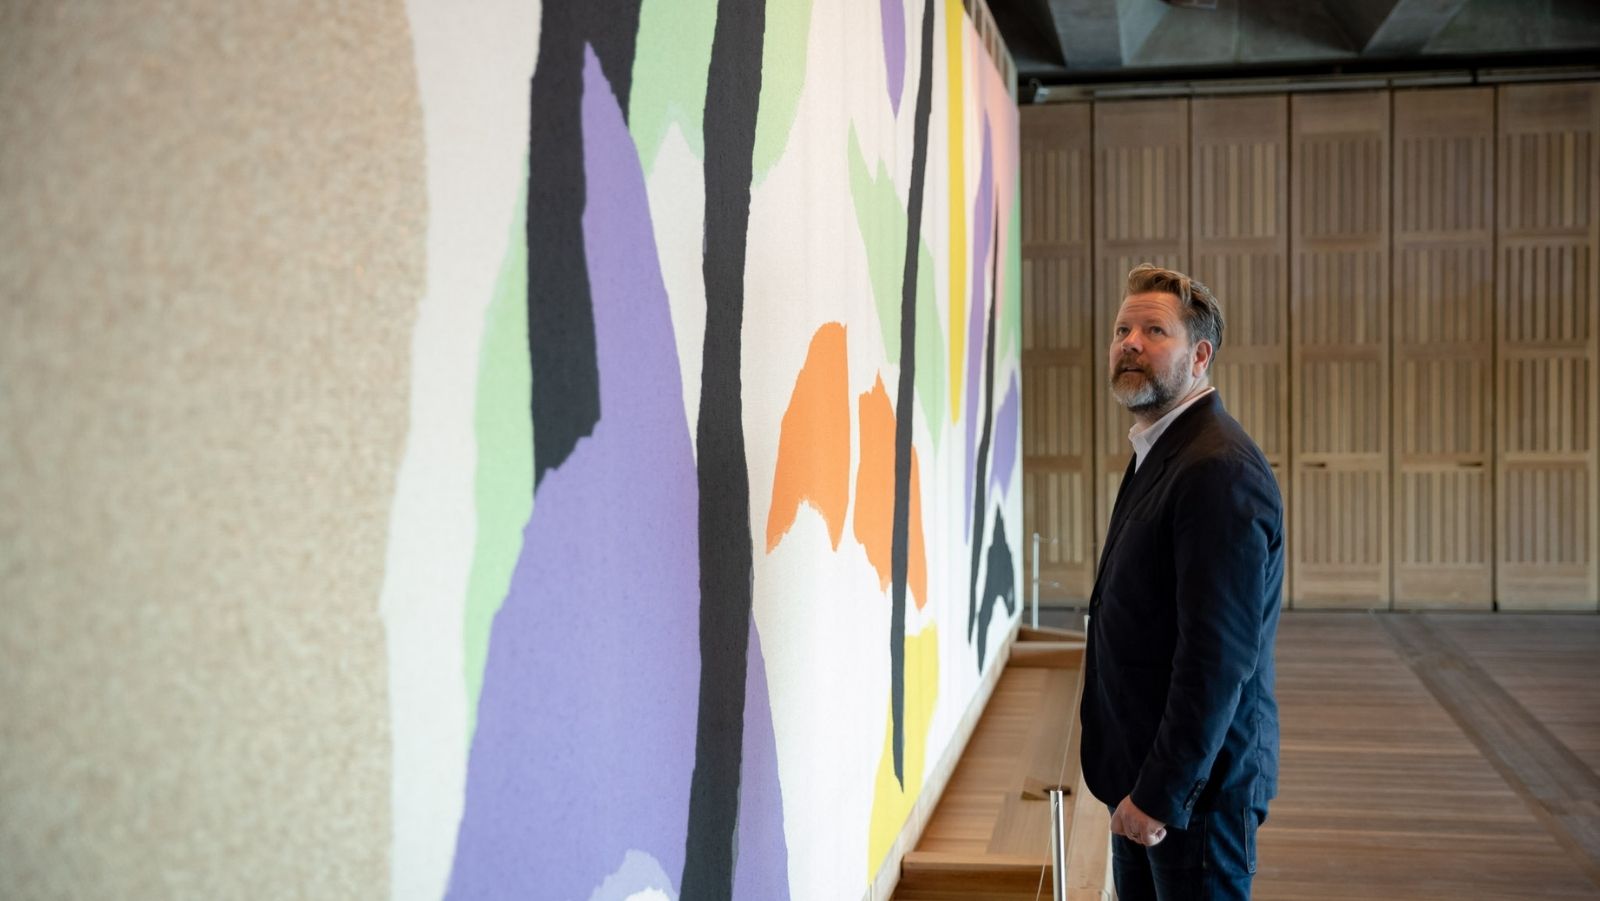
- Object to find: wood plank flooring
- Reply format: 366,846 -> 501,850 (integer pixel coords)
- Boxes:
914,611 -> 1600,898
1433,616 -> 1600,777
1258,613 -> 1600,900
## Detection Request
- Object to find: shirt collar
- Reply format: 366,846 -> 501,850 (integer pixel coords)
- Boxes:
1128,386 -> 1215,470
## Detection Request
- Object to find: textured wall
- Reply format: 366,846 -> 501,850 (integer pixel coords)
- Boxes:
0,2 -> 424,898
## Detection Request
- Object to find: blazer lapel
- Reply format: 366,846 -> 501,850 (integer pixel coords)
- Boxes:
1092,393 -> 1223,585
1104,454 -> 1139,533
1095,454 -> 1147,582
1088,398 -> 1209,582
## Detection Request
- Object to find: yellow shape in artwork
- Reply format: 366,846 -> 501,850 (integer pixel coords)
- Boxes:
867,623 -> 941,879
945,0 -> 966,421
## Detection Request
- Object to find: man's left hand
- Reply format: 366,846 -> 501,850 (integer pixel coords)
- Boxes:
1110,795 -> 1167,847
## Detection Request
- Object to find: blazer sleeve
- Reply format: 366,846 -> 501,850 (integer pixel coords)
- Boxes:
1128,453 -> 1276,828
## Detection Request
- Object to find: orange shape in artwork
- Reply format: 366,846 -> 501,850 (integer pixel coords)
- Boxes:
854,375 -> 929,609
855,377 -> 895,588
908,448 -> 928,610
766,322 -> 851,552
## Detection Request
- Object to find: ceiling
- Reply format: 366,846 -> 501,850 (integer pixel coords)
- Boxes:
989,0 -> 1600,93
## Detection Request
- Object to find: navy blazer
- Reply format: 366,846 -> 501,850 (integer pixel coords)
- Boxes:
1079,391 -> 1283,830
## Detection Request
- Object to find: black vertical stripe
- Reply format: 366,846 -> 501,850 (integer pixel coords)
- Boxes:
526,7 -> 596,488
681,0 -> 765,896
889,0 -> 940,788
586,4 -> 641,118
969,215 -> 1003,665
526,1 -> 643,488
976,508 -> 1017,671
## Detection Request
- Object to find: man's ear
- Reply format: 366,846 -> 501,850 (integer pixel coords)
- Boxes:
1192,339 -> 1213,377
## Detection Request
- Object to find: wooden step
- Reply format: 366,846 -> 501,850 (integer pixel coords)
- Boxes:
894,633 -> 1110,899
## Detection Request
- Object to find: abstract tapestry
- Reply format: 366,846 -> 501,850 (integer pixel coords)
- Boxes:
382,0 -> 1022,897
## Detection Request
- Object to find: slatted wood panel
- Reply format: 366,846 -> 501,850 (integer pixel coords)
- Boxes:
1496,83 -> 1600,610
1021,104 -> 1096,602
1190,94 -> 1291,600
1092,99 -> 1189,549
1021,84 -> 1599,612
1290,92 -> 1392,608
1257,614 -> 1600,899
1392,88 -> 1497,609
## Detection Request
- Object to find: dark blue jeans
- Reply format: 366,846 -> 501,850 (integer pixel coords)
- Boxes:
1109,800 -> 1264,901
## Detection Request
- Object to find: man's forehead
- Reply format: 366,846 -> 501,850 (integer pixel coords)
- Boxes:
1116,291 -> 1182,319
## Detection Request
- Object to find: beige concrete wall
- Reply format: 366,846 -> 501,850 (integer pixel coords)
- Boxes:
0,3 -> 425,897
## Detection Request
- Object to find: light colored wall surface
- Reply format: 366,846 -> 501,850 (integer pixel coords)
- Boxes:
0,2 -> 423,897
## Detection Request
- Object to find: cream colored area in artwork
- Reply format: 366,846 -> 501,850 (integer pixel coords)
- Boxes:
0,2 -> 425,898
383,4 -> 537,900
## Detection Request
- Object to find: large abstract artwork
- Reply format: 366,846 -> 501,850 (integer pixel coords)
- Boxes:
382,0 -> 1021,897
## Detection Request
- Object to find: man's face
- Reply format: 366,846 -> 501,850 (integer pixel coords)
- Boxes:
1108,291 -> 1202,416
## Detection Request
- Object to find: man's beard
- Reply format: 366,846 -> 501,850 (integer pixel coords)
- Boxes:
1110,354 -> 1190,415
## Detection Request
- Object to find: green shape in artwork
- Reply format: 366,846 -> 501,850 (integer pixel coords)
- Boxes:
847,123 -> 904,361
751,0 -> 814,183
628,0 -> 718,173
463,158 -> 535,743
632,0 -> 812,182
1001,170 -> 1022,359
846,123 -> 947,450
914,239 -> 946,452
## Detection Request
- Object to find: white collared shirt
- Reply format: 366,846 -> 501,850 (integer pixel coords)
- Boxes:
1128,386 -> 1215,471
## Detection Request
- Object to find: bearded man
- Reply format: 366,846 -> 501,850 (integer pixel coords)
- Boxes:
1079,264 -> 1285,901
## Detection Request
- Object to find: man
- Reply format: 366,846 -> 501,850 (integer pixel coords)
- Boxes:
1079,264 -> 1284,900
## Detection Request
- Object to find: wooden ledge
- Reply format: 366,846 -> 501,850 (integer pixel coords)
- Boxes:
902,850 -> 1050,873
1009,641 -> 1085,668
1018,625 -> 1086,643
897,852 -> 1055,901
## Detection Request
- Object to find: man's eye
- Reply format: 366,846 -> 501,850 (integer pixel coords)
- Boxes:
1150,327 -> 1164,336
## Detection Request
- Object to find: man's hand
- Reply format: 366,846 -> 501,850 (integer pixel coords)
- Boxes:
1110,795 -> 1167,847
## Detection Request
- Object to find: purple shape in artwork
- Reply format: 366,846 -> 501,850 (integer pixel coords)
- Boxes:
447,46 -> 700,899
989,374 -> 1020,494
732,621 -> 792,900
964,120 -> 994,533
881,0 -> 906,115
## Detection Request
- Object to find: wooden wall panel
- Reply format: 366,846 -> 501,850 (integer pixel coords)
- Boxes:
1092,99 -> 1189,549
1291,91 -> 1392,608
1191,94 -> 1290,599
1020,82 -> 1600,613
1021,104 -> 1096,601
1392,88 -> 1496,609
1496,83 -> 1600,610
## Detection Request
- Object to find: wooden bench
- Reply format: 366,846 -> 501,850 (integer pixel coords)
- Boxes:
894,627 -> 1112,900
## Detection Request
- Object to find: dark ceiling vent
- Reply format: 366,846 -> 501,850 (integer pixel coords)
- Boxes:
1164,0 -> 1218,8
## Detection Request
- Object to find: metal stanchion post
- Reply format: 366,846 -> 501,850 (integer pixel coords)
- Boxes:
1031,532 -> 1041,629
1048,787 -> 1068,901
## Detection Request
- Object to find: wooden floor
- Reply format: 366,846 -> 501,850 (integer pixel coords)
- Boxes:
1260,612 -> 1600,900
